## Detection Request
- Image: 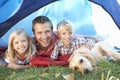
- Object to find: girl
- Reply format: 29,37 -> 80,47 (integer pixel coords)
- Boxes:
5,29 -> 36,69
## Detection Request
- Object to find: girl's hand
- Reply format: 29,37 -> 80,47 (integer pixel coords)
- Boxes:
7,62 -> 32,69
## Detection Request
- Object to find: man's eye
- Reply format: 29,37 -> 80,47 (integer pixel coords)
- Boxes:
62,33 -> 66,35
37,32 -> 42,35
46,31 -> 50,34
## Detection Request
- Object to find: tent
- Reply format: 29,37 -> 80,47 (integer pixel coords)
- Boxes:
0,0 -> 120,47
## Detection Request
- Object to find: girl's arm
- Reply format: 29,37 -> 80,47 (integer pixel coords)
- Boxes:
7,62 -> 32,69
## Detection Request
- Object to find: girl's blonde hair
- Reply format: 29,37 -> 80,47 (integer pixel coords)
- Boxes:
57,20 -> 74,34
6,29 -> 36,62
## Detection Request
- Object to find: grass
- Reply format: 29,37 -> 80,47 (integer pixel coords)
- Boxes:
0,60 -> 120,80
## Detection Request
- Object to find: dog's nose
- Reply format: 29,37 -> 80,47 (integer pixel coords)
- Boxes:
83,69 -> 90,74
74,67 -> 78,70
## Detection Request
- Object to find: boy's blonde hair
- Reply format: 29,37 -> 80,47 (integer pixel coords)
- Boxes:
6,29 -> 36,62
57,20 -> 74,34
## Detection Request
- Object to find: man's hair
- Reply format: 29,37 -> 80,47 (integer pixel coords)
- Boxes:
32,16 -> 53,33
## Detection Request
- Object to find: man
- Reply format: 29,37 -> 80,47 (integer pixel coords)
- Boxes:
30,16 -> 71,67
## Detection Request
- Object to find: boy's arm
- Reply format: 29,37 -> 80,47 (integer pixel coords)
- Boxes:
50,41 -> 59,59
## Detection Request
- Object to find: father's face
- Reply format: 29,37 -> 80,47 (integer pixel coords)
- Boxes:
33,23 -> 53,49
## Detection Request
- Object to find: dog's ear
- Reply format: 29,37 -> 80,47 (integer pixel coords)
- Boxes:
85,54 -> 96,66
68,50 -> 79,62
81,52 -> 96,66
68,54 -> 74,62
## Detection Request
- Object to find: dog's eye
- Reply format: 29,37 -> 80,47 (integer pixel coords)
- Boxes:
79,59 -> 83,63
74,67 -> 78,70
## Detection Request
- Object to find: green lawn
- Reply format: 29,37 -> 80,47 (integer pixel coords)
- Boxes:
0,60 -> 120,80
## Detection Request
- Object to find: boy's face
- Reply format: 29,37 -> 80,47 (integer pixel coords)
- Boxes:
59,28 -> 73,47
13,33 -> 29,56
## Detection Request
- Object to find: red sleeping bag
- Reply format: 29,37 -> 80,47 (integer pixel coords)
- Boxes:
30,54 -> 71,67
0,46 -> 7,55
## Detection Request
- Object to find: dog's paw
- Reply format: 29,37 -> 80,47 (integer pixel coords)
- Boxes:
107,56 -> 117,62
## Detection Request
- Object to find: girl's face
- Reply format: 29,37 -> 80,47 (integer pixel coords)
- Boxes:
13,33 -> 29,56
59,28 -> 73,47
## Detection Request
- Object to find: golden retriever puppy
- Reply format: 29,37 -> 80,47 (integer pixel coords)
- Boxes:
68,41 -> 120,74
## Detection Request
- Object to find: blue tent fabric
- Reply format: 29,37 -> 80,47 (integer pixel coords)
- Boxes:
44,0 -> 96,35
90,0 -> 120,29
0,0 -> 97,47
0,0 -> 119,46
0,0 -> 22,22
0,0 -> 58,38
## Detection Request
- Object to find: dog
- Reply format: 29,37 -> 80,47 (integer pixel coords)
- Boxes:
68,40 -> 120,74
